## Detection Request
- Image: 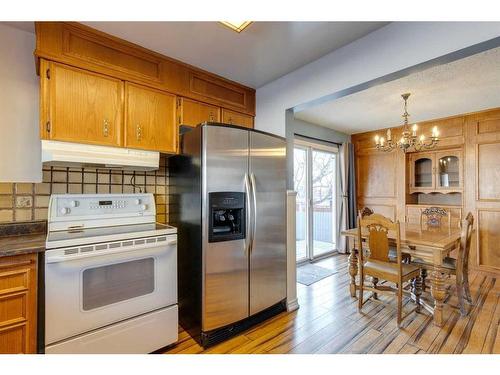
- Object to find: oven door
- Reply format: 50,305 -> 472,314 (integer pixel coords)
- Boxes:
45,234 -> 177,345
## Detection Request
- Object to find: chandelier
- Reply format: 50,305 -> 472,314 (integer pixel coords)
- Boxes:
374,93 -> 439,153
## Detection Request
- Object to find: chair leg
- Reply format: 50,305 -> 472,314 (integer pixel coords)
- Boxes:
414,275 -> 423,313
464,274 -> 472,304
372,277 -> 379,300
420,269 -> 427,292
358,271 -> 364,311
457,282 -> 467,317
397,283 -> 403,327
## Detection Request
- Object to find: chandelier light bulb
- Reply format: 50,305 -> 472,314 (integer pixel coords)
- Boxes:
412,124 -> 418,136
375,135 -> 380,144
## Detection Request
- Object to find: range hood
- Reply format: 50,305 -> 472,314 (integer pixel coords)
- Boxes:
41,140 -> 160,171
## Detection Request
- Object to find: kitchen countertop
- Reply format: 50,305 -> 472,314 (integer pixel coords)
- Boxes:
0,221 -> 46,258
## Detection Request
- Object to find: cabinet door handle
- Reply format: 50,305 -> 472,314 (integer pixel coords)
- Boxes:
136,124 -> 142,141
209,112 -> 214,122
103,119 -> 109,137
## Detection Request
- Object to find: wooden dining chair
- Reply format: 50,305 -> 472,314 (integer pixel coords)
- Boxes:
357,213 -> 422,327
441,212 -> 474,316
358,206 -> 374,218
420,206 -> 452,229
358,206 -> 411,264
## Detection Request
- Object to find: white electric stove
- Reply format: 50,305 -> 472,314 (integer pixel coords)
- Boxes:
44,193 -> 178,354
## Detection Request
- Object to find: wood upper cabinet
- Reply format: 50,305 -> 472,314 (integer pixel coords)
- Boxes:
435,149 -> 463,191
35,22 -> 255,116
409,152 -> 435,192
408,148 -> 463,193
42,60 -> 123,147
177,97 -> 220,127
125,83 -> 177,153
0,254 -> 38,354
222,109 -> 254,129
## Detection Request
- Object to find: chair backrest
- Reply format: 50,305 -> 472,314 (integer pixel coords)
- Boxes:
420,206 -> 451,229
358,206 -> 374,219
357,213 -> 402,267
456,212 -> 474,285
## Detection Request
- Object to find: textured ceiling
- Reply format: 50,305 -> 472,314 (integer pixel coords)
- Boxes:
294,46 -> 500,134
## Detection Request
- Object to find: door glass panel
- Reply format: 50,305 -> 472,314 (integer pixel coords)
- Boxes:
438,155 -> 459,187
311,150 -> 336,257
294,147 -> 308,262
82,258 -> 155,311
414,158 -> 433,187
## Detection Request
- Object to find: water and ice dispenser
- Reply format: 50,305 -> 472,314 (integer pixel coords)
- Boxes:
208,192 -> 245,242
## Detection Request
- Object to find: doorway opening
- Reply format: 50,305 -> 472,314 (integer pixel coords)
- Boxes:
294,138 -> 338,265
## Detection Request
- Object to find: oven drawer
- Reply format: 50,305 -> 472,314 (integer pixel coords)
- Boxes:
45,234 -> 177,345
45,305 -> 178,353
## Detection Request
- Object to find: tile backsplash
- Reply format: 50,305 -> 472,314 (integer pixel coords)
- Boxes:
0,155 -> 170,224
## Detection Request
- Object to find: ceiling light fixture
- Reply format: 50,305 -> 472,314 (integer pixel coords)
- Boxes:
219,21 -> 253,33
374,93 -> 439,153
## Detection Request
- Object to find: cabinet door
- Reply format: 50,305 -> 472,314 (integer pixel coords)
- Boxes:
435,149 -> 463,191
0,254 -> 37,354
125,83 -> 177,153
410,152 -> 435,192
178,98 -> 220,127
47,62 -> 123,147
222,109 -> 254,128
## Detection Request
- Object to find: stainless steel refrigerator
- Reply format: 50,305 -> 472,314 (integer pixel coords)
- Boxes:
171,123 -> 287,347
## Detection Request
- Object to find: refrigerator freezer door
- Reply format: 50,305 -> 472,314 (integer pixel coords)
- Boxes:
202,125 -> 250,331
249,131 -> 287,315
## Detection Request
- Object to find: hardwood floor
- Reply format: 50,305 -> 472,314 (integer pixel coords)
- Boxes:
164,254 -> 500,354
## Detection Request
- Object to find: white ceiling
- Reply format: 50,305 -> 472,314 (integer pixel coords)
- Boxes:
294,46 -> 500,134
76,21 -> 387,88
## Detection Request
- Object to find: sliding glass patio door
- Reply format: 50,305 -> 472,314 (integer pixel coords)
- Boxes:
294,139 -> 338,263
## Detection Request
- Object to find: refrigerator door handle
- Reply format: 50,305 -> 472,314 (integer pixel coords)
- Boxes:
250,172 -> 258,254
244,173 -> 253,256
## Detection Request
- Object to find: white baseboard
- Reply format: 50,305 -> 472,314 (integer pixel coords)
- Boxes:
286,298 -> 299,312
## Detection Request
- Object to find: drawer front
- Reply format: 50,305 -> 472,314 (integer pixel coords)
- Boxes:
0,269 -> 29,294
0,293 -> 27,326
0,323 -> 27,354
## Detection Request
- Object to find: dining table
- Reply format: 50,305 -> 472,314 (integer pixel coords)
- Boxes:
341,223 -> 462,327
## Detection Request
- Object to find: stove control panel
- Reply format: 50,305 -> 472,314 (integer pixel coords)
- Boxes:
48,194 -> 155,220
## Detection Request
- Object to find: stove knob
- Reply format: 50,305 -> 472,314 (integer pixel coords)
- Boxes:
70,200 -> 79,208
135,199 -> 142,205
59,207 -> 70,215
140,204 -> 147,211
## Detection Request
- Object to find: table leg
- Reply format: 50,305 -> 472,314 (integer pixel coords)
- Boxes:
348,248 -> 358,298
431,269 -> 446,327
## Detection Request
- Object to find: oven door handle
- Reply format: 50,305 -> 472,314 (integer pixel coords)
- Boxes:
46,240 -> 176,264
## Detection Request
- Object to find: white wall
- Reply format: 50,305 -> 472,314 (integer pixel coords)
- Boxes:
0,23 -> 41,182
256,22 -> 500,137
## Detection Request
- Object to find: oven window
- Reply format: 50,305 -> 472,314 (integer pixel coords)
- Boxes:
82,258 -> 155,311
